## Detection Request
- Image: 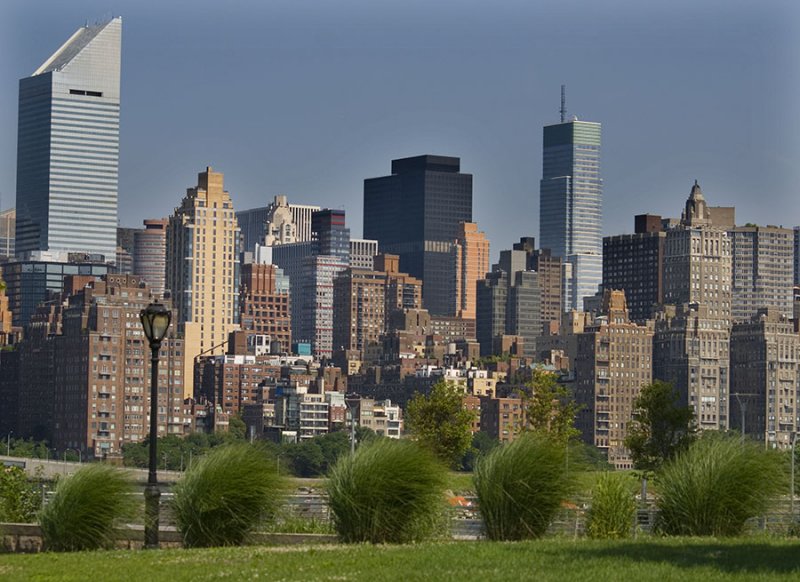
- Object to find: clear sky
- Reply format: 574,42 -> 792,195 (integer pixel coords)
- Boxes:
2,0 -> 799,261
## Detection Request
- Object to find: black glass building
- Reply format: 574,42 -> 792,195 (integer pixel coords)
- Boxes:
363,155 -> 472,315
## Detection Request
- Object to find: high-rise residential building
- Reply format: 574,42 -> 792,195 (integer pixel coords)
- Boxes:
6,274 -> 185,456
663,182 -> 732,323
793,226 -> 800,287
603,214 -> 667,323
0,208 -> 15,260
133,219 -> 168,297
272,209 -> 351,358
364,155 -> 472,315
349,239 -> 379,270
166,167 -> 241,395
653,303 -> 730,431
332,254 -> 423,361
196,355 -> 281,416
730,308 -> 799,449
237,196 -> 321,252
574,290 -> 654,469
455,222 -> 490,319
512,237 -> 563,331
654,183 -> 733,433
15,18 -> 121,262
730,225 -> 794,323
239,263 -> 291,353
52,275 -> 185,456
2,251 -> 109,327
539,115 -> 602,311
476,249 -> 541,358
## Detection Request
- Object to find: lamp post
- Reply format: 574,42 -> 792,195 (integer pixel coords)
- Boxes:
140,302 -> 172,550
791,432 -> 798,523
6,430 -> 12,456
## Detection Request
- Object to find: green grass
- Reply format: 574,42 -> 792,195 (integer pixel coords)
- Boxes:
3,538 -> 800,581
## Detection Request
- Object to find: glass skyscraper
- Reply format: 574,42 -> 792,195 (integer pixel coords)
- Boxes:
363,155 -> 473,316
539,119 -> 602,311
14,17 -> 121,262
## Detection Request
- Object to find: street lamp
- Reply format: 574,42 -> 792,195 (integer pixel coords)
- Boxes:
140,302 -> 172,550
6,430 -> 12,456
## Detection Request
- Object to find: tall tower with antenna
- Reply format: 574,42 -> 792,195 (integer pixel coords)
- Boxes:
539,88 -> 603,311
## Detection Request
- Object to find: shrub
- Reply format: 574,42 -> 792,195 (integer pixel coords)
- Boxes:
0,466 -> 42,523
656,434 -> 785,536
327,438 -> 448,543
39,464 -> 136,551
172,443 -> 285,547
474,433 -> 574,540
586,472 -> 636,539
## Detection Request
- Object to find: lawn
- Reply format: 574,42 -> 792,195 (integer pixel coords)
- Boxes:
3,538 -> 800,581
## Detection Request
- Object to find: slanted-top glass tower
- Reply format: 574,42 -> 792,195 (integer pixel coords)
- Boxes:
15,17 -> 122,262
539,116 -> 602,311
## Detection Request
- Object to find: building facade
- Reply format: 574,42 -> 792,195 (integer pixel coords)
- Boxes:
133,218 -> 167,298
603,215 -> 666,323
364,155 -> 472,315
730,309 -> 799,449
574,290 -> 653,469
653,303 -> 730,431
539,119 -> 602,311
455,222 -> 490,319
730,225 -> 793,323
239,263 -> 291,353
0,208 -> 15,260
15,18 -> 121,262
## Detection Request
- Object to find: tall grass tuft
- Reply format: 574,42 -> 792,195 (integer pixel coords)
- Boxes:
474,433 -> 574,541
656,434 -> 785,536
327,438 -> 448,543
39,464 -> 136,551
172,443 -> 286,548
586,472 -> 636,539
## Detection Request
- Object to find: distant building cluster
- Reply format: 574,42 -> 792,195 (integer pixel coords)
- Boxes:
1,18 -> 799,464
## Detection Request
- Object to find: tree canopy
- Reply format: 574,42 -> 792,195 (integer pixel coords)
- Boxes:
405,380 -> 476,469
624,380 -> 696,472
523,368 -> 580,444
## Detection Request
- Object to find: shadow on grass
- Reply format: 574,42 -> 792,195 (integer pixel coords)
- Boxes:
573,540 -> 800,574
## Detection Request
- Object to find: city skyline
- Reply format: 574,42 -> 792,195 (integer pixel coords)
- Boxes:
1,0 -> 799,265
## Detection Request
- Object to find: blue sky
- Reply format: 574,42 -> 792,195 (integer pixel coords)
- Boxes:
2,0 -> 798,260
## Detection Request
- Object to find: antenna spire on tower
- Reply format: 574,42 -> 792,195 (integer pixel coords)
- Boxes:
560,85 -> 566,123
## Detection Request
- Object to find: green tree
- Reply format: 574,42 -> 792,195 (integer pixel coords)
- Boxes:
461,431 -> 500,472
405,380 -> 476,469
0,466 -> 42,523
624,380 -> 695,472
228,417 -> 247,441
523,369 -> 580,443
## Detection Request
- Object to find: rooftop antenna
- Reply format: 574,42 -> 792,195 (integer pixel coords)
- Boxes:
560,85 -> 566,123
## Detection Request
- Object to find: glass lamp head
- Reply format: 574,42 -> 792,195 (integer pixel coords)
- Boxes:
140,302 -> 172,344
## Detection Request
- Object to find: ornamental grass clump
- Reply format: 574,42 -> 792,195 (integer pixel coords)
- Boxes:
39,464 -> 136,551
474,433 -> 574,541
172,443 -> 286,548
586,472 -> 636,539
656,434 -> 785,536
327,438 -> 448,544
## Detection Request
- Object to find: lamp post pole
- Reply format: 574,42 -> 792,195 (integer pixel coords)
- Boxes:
791,432 -> 797,523
6,430 -> 12,456
140,302 -> 171,551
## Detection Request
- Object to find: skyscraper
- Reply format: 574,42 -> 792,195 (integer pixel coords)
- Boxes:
539,109 -> 602,311
364,155 -> 473,315
15,18 -> 122,262
133,219 -> 168,298
166,167 -> 241,395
